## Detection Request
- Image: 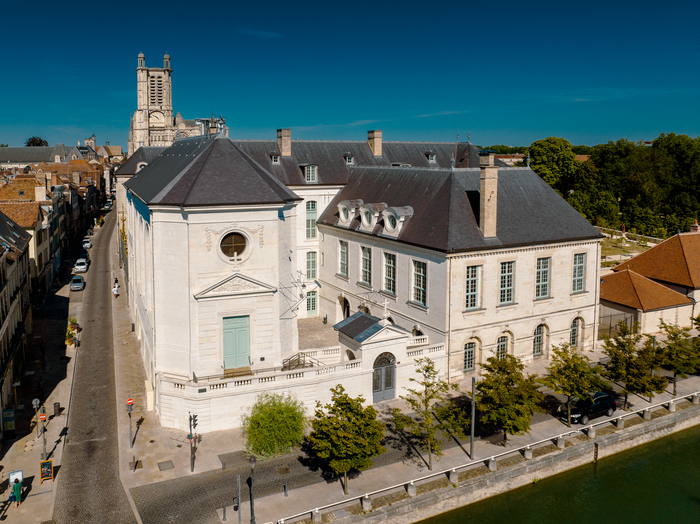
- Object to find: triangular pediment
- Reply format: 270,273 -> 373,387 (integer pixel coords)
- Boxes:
194,272 -> 277,300
362,323 -> 410,344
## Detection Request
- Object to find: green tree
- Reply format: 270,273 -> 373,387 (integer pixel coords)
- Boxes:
241,392 -> 306,458
540,343 -> 609,427
25,136 -> 48,147
476,355 -> 545,444
0,144 -> 8,147
527,137 -> 577,191
308,385 -> 385,494
392,357 -> 468,470
602,322 -> 666,408
659,321 -> 700,397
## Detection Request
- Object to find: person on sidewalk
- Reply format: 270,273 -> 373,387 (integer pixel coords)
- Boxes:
11,478 -> 21,508
113,284 -> 119,299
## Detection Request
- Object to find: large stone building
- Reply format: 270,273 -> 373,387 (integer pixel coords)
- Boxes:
127,53 -> 226,155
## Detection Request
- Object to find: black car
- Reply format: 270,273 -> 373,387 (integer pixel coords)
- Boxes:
558,392 -> 617,425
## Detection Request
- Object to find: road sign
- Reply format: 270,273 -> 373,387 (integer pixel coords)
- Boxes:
126,398 -> 134,405
32,398 -> 40,409
38,413 -> 46,421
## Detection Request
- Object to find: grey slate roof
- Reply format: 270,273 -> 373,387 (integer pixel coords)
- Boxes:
0,209 -> 31,259
115,146 -> 168,176
232,141 -> 500,186
333,312 -> 386,342
0,144 -> 81,164
124,136 -> 301,207
317,166 -> 602,253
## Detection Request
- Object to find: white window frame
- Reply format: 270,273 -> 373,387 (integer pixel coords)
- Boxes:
383,252 -> 396,295
412,260 -> 427,306
306,291 -> 317,315
361,246 -> 372,286
306,201 -> 317,239
306,251 -> 317,280
570,318 -> 580,346
345,156 -> 354,165
305,165 -> 318,183
464,342 -> 476,371
427,153 -> 436,163
497,336 -> 508,360
271,155 -> 280,165
535,257 -> 551,299
499,261 -> 515,305
573,253 -> 586,293
339,241 -> 348,277
533,324 -> 544,356
465,265 -> 480,309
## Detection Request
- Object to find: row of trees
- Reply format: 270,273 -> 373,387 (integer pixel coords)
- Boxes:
524,134 -> 700,237
241,320 -> 700,492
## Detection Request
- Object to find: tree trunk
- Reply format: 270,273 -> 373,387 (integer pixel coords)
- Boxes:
428,441 -> 432,470
673,373 -> 677,397
567,396 -> 572,428
503,431 -> 508,446
343,470 -> 348,495
624,392 -> 628,410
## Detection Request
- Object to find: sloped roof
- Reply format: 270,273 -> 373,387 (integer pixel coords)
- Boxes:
115,146 -> 168,177
333,311 -> 408,342
0,144 -> 77,164
0,178 -> 40,200
124,136 -> 301,207
317,166 -> 601,253
612,234 -> 700,289
0,201 -> 42,229
600,269 -> 693,311
0,209 -> 31,260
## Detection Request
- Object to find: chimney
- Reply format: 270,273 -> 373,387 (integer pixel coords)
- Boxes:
479,153 -> 498,238
72,172 -> 80,185
78,140 -> 81,147
35,185 -> 47,202
277,129 -> 291,157
691,219 -> 700,234
52,174 -> 59,187
368,130 -> 382,156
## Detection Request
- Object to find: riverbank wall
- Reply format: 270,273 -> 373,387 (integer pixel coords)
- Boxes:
332,399 -> 700,524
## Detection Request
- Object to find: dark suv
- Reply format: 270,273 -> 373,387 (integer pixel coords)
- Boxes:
558,392 -> 617,425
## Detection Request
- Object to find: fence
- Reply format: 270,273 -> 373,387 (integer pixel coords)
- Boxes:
595,226 -> 664,245
276,390 -> 700,524
598,311 -> 634,339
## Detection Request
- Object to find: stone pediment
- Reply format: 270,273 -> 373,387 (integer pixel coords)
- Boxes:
194,272 -> 277,300
362,324 -> 410,344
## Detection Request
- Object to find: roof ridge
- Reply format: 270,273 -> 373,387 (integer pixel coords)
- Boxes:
179,138 -> 219,206
677,235 -> 695,286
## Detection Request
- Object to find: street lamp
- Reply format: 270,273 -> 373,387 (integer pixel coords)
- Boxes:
249,455 -> 256,524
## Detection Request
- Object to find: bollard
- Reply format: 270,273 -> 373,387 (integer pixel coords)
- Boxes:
692,394 -> 700,405
668,401 -> 676,412
523,446 -> 533,460
361,495 -> 372,512
488,457 -> 497,472
448,469 -> 458,484
284,482 -> 288,497
222,506 -> 227,521
222,461 -> 225,471
312,508 -> 322,524
556,435 -> 565,449
616,417 -> 625,429
406,481 -> 416,497
132,456 -> 137,472
587,425 -> 596,439
54,402 -> 61,417
643,409 -> 651,420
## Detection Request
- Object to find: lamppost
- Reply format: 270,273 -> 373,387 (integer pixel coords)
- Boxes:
249,455 -> 256,524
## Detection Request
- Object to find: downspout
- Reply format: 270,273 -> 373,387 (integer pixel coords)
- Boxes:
447,256 -> 452,383
593,240 -> 601,349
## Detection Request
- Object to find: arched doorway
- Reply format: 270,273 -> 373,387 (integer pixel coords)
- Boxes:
373,352 -> 396,402
338,297 -> 350,319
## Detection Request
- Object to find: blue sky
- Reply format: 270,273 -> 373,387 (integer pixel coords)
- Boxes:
1,0 -> 698,148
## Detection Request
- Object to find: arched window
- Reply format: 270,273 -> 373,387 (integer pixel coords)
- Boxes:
306,201 -> 317,239
570,318 -> 580,347
497,336 -> 508,360
533,324 -> 544,356
464,342 -> 476,371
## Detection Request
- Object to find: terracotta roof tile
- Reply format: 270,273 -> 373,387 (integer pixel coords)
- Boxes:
0,201 -> 42,228
0,179 -> 40,200
601,269 -> 692,311
612,234 -> 700,288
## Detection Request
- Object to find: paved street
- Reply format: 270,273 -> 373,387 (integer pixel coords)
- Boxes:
52,211 -> 136,523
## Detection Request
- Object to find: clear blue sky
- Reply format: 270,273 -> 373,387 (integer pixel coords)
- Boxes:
1,0 -> 698,149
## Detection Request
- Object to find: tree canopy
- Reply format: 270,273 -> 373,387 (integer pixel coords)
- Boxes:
241,392 -> 306,458
25,136 -> 48,147
659,321 -> 700,397
527,136 -> 578,191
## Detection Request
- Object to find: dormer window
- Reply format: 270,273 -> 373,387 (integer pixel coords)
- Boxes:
358,203 -> 388,232
386,214 -> 397,231
381,206 -> 413,237
305,165 -> 318,183
362,211 -> 373,227
345,155 -> 354,165
427,153 -> 436,163
18,190 -> 25,197
391,162 -> 412,168
271,155 -> 280,165
337,199 -> 363,228
341,207 -> 349,221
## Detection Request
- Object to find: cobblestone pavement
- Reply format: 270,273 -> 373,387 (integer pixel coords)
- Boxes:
52,212 -> 136,523
297,317 -> 338,351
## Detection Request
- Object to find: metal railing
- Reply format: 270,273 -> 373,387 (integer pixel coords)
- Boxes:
277,390 -> 700,524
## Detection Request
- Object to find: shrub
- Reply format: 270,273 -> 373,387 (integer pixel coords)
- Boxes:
242,392 -> 306,458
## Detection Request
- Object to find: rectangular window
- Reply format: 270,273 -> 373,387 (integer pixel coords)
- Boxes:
497,336 -> 508,360
361,246 -> 372,285
464,342 -> 476,371
306,201 -> 317,239
535,257 -> 550,299
339,241 -> 348,277
305,165 -> 318,183
428,154 -> 436,163
384,253 -> 396,294
306,291 -> 317,316
465,265 -> 480,309
573,253 -> 586,293
345,156 -> 354,165
306,251 -> 317,279
499,261 -> 514,304
413,260 -> 427,305
271,155 -> 280,165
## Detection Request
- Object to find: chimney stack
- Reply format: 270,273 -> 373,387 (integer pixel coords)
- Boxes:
691,219 -> 700,234
35,185 -> 47,202
479,153 -> 498,238
277,129 -> 291,157
368,130 -> 382,156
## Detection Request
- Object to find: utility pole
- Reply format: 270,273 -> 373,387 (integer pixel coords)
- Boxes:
189,412 -> 198,472
470,376 -> 476,459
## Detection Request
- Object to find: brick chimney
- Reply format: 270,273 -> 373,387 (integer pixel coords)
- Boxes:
35,185 -> 47,202
277,129 -> 291,157
691,219 -> 700,234
368,130 -> 382,156
479,153 -> 498,238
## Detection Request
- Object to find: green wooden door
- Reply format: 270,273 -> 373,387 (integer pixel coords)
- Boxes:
223,316 -> 250,369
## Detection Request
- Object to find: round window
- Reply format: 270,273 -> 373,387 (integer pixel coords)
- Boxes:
364,211 -> 372,225
220,233 -> 247,258
342,207 -> 349,220
387,214 -> 397,230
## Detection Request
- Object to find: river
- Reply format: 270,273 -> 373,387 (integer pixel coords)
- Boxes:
418,424 -> 700,524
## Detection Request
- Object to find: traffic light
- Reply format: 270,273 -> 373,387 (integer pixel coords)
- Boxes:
191,414 -> 198,429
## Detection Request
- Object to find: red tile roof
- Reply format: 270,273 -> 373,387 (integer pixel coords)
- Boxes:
0,201 -> 42,229
601,269 -> 693,310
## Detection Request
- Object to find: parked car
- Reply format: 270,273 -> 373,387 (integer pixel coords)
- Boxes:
82,238 -> 92,249
79,249 -> 90,261
558,392 -> 617,425
74,259 -> 89,273
104,200 -> 112,209
70,275 -> 85,291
